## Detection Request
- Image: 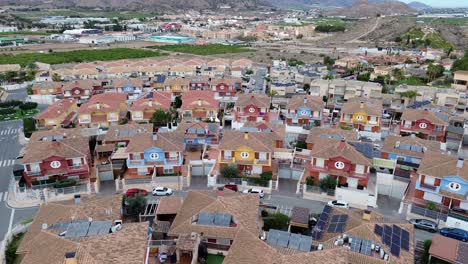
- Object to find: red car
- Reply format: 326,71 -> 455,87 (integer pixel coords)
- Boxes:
224,184 -> 238,192
125,188 -> 148,197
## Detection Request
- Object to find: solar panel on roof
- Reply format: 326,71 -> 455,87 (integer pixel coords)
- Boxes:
350,237 -> 362,252
360,240 -> 373,256
383,225 -> 392,246
391,243 -> 400,257
65,221 -> 90,238
214,213 -> 231,227
198,212 -> 214,225
339,215 -> 348,223
374,225 -> 383,236
311,230 -> 322,240
277,231 -> 290,248
402,230 -> 410,242
328,223 -> 337,232
267,229 -> 280,246
331,215 -> 340,223
87,221 -> 113,236
335,223 -> 345,233
323,205 -> 332,214
288,233 -> 301,250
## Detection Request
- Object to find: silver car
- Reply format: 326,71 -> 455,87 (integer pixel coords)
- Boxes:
409,219 -> 438,233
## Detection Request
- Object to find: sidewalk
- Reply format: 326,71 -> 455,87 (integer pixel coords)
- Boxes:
7,195 -> 41,209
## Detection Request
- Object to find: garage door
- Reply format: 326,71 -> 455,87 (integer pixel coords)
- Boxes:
191,165 -> 204,176
99,171 -> 114,181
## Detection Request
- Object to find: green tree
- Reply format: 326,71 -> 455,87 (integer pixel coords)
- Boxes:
426,63 -> 444,82
399,90 -> 418,104
357,72 -> 370,81
421,240 -> 432,264
174,95 -> 182,108
426,201 -> 437,211
323,56 -> 335,66
52,73 -> 61,82
150,109 -> 170,126
392,68 -> 404,81
319,175 -> 337,191
324,74 -> 334,80
22,117 -> 36,138
19,102 -> 37,111
220,165 -> 239,178
263,213 -> 289,231
125,195 -> 147,216
296,141 -> 307,149
303,83 -> 310,92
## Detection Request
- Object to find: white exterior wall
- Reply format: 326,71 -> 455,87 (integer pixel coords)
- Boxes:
446,216 -> 468,230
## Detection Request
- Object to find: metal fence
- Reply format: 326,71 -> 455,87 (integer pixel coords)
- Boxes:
216,177 -> 242,185
410,204 -> 448,222
124,178 -> 152,185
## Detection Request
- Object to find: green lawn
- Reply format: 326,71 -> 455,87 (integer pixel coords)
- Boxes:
150,44 -> 252,55
0,31 -> 52,36
0,109 -> 38,121
206,254 -> 224,264
0,48 -> 167,66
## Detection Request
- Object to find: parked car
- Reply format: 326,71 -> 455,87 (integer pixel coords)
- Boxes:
451,207 -> 467,214
224,184 -> 238,192
152,186 -> 173,196
243,188 -> 265,198
409,219 -> 438,232
439,227 -> 468,242
125,188 -> 148,197
327,200 -> 349,209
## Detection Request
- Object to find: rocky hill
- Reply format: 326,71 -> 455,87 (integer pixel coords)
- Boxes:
407,1 -> 432,10
0,0 -> 266,10
325,0 -> 416,18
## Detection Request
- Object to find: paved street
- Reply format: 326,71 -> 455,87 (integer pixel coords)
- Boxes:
0,90 -> 38,240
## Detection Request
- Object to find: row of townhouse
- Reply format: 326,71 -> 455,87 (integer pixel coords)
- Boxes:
309,79 -> 383,105
32,76 -> 242,102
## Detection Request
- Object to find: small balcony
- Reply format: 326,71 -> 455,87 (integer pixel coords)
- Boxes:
254,159 -> 270,165
220,157 -> 235,163
416,180 -> 440,193
69,164 -> 84,170
26,171 -> 42,177
127,159 -> 145,167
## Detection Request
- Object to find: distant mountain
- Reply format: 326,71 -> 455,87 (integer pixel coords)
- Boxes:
325,0 -> 416,17
407,1 -> 432,10
0,0 -> 267,10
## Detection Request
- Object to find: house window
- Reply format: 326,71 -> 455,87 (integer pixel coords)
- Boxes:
240,152 -> 249,158
356,115 -> 364,121
300,110 -> 308,116
448,182 -> 461,191
248,107 -> 255,113
137,167 -> 147,175
334,161 -> 345,169
164,168 -> 174,174
224,151 -> 232,159
169,152 -> 178,160
424,176 -> 436,186
149,153 -> 159,160
72,158 -> 82,166
419,123 -> 427,129
50,161 -> 61,169
315,158 -> 324,168
259,152 -> 267,161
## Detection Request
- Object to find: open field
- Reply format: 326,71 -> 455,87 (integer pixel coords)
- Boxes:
11,9 -> 154,19
0,48 -> 167,66
150,44 -> 253,55
0,31 -> 52,36
401,17 -> 468,26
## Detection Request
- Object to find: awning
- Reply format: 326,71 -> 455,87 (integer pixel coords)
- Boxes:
423,192 -> 442,203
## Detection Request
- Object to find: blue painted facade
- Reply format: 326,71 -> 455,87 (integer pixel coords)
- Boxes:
123,85 -> 135,93
440,176 -> 468,198
288,106 -> 322,121
387,153 -> 422,164
126,147 -> 183,168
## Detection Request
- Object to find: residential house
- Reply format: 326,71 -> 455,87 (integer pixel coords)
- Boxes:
453,71 -> 468,90
34,98 -> 77,129
381,135 -> 441,168
309,80 -> 382,105
340,99 -> 383,139
429,234 -> 468,264
232,93 -> 271,129
107,78 -> 144,95
285,95 -> 323,129
218,131 -> 276,176
98,123 -> 153,147
180,91 -> 219,122
16,195 -> 149,264
175,122 -> 220,147
400,108 -> 448,142
210,77 -> 241,101
31,81 -> 63,95
163,77 -> 190,95
446,116 -> 466,151
62,80 -> 102,103
22,131 -> 90,186
414,151 -> 468,211
77,93 -> 127,128
189,76 -> 210,90
130,91 -> 172,123
125,132 -> 184,177
271,81 -> 297,97
305,127 -> 359,150
169,64 -> 196,77
240,121 -> 285,148
334,56 -> 362,69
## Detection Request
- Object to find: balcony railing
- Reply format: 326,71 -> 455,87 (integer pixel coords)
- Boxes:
220,157 -> 235,163
69,164 -> 83,170
416,180 -> 440,192
255,159 -> 269,165
26,171 -> 42,177
205,243 -> 230,251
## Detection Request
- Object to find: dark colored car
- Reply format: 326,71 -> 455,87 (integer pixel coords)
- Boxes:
224,184 -> 238,192
125,188 -> 148,197
439,227 -> 468,242
408,219 -> 438,232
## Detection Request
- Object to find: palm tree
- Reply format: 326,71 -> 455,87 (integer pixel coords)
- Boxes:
268,90 -> 278,109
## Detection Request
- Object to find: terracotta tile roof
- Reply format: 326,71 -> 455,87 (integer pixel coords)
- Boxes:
110,78 -> 143,88
77,93 -> 127,114
210,77 -> 241,86
231,59 -> 253,68
310,138 -> 372,166
29,128 -> 88,142
235,93 -> 270,108
418,151 -> 468,180
219,130 -> 275,152
207,58 -> 230,67
171,64 -> 195,72
306,127 -> 358,145
429,234 -> 459,263
184,58 -> 206,67
175,121 -> 220,135
168,191 -> 260,239
126,132 -> 184,153
181,91 -> 218,110
163,77 -> 190,86
189,76 -> 209,83
156,197 -> 183,215
342,98 -> 383,116
31,81 -> 63,91
130,91 -> 172,111
35,98 -> 76,120
401,109 -> 449,125
381,135 -> 441,158
102,123 -> 153,143
287,95 -> 323,112
18,195 -> 122,254
22,137 -> 90,163
62,80 -> 99,91
455,242 -> 468,264
241,121 -> 285,142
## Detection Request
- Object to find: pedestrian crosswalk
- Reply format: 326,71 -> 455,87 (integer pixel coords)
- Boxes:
0,128 -> 21,136
0,191 -> 9,202
0,159 -> 15,167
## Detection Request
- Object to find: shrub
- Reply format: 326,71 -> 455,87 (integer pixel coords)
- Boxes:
421,240 -> 432,264
263,213 -> 289,231
125,195 -> 147,216
319,175 -> 337,191
426,201 -> 437,211
54,178 -> 77,188
261,209 -> 269,217
23,117 -> 36,138
221,165 -> 239,178
0,108 -> 16,115
295,141 -> 307,149
0,100 -> 22,108
260,171 -> 273,181
19,102 -> 37,111
306,177 -> 315,186
5,232 -> 24,264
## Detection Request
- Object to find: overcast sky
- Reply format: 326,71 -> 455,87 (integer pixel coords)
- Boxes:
399,0 -> 468,8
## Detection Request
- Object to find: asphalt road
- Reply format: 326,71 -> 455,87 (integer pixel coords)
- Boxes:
0,90 -> 38,240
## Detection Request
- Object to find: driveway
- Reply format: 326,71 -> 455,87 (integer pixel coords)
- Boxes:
273,178 -> 299,197
189,176 -> 208,190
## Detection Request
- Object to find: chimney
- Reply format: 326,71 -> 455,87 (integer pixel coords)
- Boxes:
96,103 -> 101,110
198,99 -> 202,106
153,133 -> 158,141
74,194 -> 81,205
303,97 -> 308,104
338,139 -> 347,150
148,101 -> 153,107
64,252 -> 77,264
360,101 -> 364,109
244,132 -> 249,140
457,158 -> 464,169
42,223 -> 48,230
